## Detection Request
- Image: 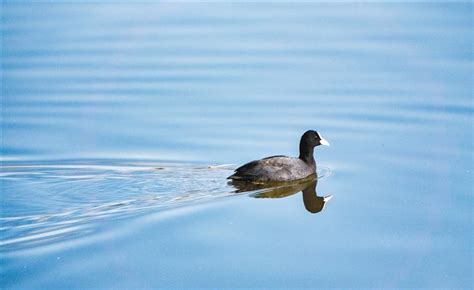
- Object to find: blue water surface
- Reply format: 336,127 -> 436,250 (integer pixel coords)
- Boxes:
1,2 -> 473,289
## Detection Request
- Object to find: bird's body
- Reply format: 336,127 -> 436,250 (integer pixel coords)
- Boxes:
227,130 -> 329,182
228,155 -> 315,182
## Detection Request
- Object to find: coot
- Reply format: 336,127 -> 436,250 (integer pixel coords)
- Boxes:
227,130 -> 329,182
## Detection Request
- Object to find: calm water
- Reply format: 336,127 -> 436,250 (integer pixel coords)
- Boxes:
1,2 -> 473,289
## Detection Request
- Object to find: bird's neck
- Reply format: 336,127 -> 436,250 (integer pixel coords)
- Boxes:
299,146 -> 315,165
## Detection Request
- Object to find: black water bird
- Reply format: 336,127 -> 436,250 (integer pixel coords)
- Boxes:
227,130 -> 329,182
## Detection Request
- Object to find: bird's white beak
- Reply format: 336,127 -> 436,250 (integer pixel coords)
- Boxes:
323,195 -> 333,202
320,137 -> 330,146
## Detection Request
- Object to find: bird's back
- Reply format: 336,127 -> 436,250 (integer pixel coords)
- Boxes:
228,155 -> 315,182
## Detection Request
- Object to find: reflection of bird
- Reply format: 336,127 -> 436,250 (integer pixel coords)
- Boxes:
229,175 -> 332,214
227,130 -> 329,182
301,178 -> 332,214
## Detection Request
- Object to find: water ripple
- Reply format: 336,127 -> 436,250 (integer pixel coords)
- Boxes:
0,161 -> 330,252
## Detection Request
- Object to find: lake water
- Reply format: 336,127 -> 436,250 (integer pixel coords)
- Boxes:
1,2 -> 473,289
